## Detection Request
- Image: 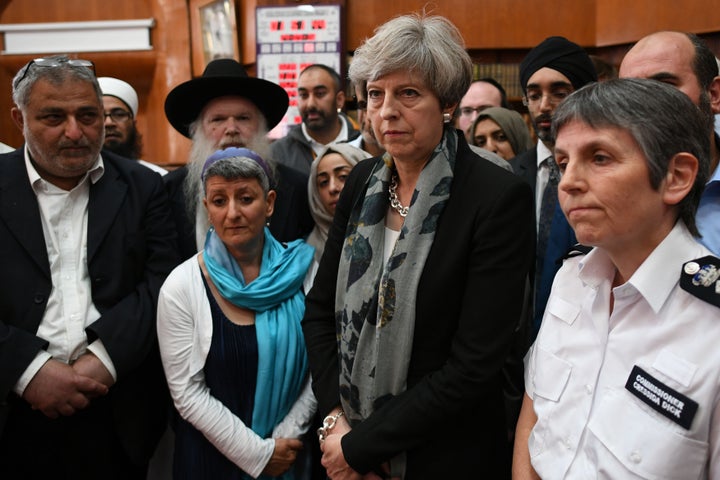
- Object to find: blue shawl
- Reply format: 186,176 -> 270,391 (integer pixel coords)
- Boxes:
204,226 -> 314,438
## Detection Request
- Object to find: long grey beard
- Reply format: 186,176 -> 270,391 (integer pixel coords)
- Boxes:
182,133 -> 216,225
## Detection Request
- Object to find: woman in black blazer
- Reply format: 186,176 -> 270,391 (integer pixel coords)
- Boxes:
302,13 -> 534,480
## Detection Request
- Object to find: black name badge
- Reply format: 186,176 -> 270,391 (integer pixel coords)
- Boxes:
625,365 -> 698,430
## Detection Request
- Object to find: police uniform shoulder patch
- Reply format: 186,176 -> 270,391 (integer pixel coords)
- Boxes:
556,243 -> 593,265
680,255 -> 720,308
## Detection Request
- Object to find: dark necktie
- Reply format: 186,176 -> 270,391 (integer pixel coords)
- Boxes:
536,156 -> 560,276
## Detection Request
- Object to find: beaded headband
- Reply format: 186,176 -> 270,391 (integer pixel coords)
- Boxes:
201,147 -> 272,183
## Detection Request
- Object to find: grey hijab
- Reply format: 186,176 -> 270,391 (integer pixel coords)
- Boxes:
306,143 -> 371,263
471,107 -> 534,157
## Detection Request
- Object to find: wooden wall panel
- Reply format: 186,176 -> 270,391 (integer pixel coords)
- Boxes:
596,0 -> 720,47
0,0 -> 151,22
345,0 -> 597,50
0,0 -> 192,168
240,0 -> 258,65
148,0 -> 193,167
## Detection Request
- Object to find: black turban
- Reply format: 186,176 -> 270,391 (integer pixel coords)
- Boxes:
519,36 -> 598,94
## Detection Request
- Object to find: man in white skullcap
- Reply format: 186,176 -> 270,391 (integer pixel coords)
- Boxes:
98,77 -> 167,175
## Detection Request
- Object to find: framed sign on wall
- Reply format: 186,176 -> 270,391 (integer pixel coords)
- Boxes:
256,4 -> 342,137
190,0 -> 240,76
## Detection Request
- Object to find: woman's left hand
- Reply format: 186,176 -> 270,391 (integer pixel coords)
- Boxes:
320,417 -> 385,480
321,433 -> 369,480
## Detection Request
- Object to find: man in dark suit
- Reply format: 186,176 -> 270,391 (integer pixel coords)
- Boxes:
509,37 -> 597,337
0,55 -> 178,478
163,59 -> 313,261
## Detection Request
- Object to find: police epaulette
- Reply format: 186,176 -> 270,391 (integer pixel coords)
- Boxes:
680,255 -> 720,308
555,243 -> 593,265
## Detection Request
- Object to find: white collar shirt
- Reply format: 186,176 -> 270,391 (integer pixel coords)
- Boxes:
301,116 -> 349,157
525,222 -> 720,479
534,140 -> 554,224
14,148 -> 116,395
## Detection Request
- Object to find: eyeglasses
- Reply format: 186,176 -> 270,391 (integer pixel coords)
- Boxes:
14,57 -> 95,89
522,88 -> 573,107
459,106 -> 489,117
104,108 -> 133,123
352,96 -> 368,111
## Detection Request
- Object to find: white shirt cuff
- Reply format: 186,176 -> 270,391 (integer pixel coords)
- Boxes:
13,350 -> 52,396
87,339 -> 117,381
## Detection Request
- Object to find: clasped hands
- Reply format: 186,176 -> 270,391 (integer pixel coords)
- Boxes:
22,352 -> 114,418
319,413 -> 385,480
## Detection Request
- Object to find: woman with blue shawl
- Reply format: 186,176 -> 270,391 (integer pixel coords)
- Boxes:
157,147 -> 316,479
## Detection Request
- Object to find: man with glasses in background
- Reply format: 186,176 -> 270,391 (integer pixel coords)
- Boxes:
99,77 -> 167,175
0,55 -> 178,479
509,37 -> 597,339
455,78 -> 509,140
347,81 -> 385,157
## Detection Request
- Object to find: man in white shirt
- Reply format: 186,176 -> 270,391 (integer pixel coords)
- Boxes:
509,36 -> 598,338
98,76 -> 167,175
0,55 -> 178,478
270,64 -> 359,176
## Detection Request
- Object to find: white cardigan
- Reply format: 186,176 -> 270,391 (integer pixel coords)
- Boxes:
157,255 -> 317,478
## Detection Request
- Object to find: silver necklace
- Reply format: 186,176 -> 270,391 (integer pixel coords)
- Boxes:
388,173 -> 409,217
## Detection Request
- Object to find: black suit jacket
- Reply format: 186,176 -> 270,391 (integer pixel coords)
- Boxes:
0,148 -> 179,465
509,148 -> 577,335
164,163 -> 314,261
303,135 -> 535,477
509,148 -> 539,196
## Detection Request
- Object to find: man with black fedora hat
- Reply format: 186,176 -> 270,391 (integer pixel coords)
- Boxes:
163,58 -> 314,261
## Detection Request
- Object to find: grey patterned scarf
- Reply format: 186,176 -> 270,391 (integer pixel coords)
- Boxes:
335,127 -> 457,477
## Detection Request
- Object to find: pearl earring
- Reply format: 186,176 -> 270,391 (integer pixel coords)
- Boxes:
443,112 -> 452,123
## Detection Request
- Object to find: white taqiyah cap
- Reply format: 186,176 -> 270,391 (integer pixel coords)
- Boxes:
98,77 -> 138,117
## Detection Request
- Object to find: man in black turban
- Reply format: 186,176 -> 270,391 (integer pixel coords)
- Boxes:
509,36 -> 597,342
519,36 -> 598,145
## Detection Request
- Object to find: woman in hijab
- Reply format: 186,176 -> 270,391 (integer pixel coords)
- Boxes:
470,107 -> 534,161
304,143 -> 370,289
157,147 -> 316,479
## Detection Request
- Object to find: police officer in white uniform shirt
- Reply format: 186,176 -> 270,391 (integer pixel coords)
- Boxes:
513,78 -> 720,479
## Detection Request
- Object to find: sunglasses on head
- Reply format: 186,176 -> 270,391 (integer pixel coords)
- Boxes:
14,57 -> 95,89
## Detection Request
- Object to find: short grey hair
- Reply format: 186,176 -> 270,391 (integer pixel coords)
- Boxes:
203,156 -> 271,197
552,78 -> 710,236
348,13 -> 472,109
12,55 -> 100,110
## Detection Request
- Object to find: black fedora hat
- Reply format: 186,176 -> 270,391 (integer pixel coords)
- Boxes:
164,58 -> 289,138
